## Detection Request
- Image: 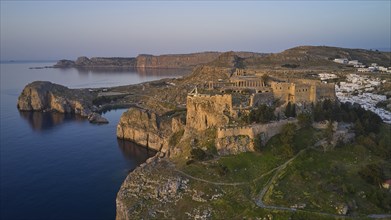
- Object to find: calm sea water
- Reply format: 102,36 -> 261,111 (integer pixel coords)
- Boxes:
0,62 -> 189,220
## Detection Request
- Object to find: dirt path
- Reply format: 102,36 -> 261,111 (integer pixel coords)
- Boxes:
175,149 -> 391,219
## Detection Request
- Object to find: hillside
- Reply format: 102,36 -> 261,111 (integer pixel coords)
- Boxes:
53,46 -> 390,71
244,46 -> 391,69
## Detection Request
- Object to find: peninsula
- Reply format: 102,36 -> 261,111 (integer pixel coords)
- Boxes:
18,46 -> 391,219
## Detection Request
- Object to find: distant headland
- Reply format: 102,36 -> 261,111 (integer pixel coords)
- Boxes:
53,52 -> 266,69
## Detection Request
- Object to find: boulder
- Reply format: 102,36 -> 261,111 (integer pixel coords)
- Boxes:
88,113 -> 108,124
116,107 -> 173,152
17,81 -> 95,119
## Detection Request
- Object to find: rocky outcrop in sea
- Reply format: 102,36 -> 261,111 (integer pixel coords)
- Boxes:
17,81 -> 108,124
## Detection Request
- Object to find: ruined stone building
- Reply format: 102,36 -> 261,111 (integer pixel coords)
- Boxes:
208,68 -> 335,106
185,68 -> 336,154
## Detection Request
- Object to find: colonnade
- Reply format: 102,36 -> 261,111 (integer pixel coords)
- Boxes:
234,80 -> 264,88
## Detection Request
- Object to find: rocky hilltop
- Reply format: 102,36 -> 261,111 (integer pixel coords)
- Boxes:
54,57 -> 136,68
245,45 -> 391,68
17,81 -> 108,123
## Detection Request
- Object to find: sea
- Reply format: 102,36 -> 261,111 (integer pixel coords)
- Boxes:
0,61 -> 190,220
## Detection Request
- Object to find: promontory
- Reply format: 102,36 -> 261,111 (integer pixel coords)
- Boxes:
18,46 -> 391,219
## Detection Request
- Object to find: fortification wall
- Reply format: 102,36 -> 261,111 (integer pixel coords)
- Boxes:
217,125 -> 254,139
186,94 -> 233,131
217,119 -> 297,143
216,119 -> 297,155
293,84 -> 312,103
271,82 -> 293,103
288,78 -> 320,85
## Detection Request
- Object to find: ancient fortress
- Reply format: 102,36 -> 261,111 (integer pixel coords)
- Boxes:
209,68 -> 335,105
186,68 -> 336,155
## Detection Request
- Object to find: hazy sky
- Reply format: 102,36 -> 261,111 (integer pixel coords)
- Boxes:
1,1 -> 390,60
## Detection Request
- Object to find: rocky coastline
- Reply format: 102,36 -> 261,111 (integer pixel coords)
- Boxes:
17,46 -> 391,219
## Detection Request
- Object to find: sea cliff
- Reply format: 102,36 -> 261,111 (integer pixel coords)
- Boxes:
17,81 -> 108,123
18,46 -> 391,219
53,51 -> 265,69
116,107 -> 185,153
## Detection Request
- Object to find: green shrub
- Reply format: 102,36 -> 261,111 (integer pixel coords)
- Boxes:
169,129 -> 184,146
297,113 -> 312,128
248,104 -> 275,123
190,148 -> 207,161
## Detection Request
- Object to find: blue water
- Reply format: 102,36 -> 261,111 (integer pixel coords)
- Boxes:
0,62 -> 189,220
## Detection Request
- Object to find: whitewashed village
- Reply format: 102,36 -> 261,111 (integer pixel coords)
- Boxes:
327,58 -> 391,123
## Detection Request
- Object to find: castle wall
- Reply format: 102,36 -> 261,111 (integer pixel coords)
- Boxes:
271,82 -> 293,103
293,84 -> 312,103
271,81 -> 335,104
215,119 -> 297,155
216,119 -> 297,145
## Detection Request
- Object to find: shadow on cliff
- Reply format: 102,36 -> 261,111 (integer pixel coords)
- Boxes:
18,111 -> 86,132
117,139 -> 157,167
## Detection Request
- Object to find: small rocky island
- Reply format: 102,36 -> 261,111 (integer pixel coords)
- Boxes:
17,81 -> 108,124
18,46 -> 391,219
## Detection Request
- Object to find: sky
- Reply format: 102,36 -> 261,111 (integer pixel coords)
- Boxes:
0,1 -> 390,60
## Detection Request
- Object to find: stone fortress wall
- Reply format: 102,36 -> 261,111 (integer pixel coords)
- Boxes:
209,68 -> 335,106
217,119 -> 297,141
185,68 -> 335,154
215,119 -> 298,154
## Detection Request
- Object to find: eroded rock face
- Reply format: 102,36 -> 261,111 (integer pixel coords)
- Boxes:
17,81 -> 107,122
216,135 -> 254,155
186,94 -> 233,131
116,107 -> 178,152
116,156 -> 189,220
135,52 -> 221,68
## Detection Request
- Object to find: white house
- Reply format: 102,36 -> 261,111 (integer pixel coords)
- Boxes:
334,58 -> 348,64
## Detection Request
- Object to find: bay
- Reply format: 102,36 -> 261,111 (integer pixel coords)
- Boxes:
0,62 -> 189,220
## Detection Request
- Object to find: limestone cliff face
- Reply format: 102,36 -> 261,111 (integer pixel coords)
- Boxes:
17,81 -> 92,116
116,155 -> 191,220
135,52 -> 221,68
186,94 -> 233,131
54,52 -> 265,69
116,108 -> 184,152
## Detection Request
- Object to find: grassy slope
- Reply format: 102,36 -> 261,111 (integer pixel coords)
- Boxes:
175,124 -> 391,219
